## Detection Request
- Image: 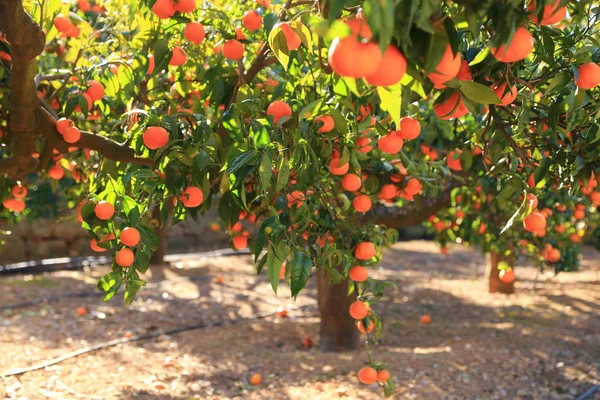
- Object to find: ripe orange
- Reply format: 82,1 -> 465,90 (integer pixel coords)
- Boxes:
120,227 -> 141,247
342,173 -> 362,191
222,39 -> 244,60
345,17 -> 372,39
420,314 -> 432,324
184,22 -> 205,45
12,184 -> 27,198
354,242 -> 376,260
232,234 -> 248,250
499,269 -> 515,284
54,14 -> 73,33
379,184 -> 398,200
491,26 -> 534,63
90,238 -> 106,252
147,54 -> 155,75
180,186 -> 204,207
56,117 -> 72,135
355,137 -> 373,153
357,319 -> 375,333
575,62 -> 600,89
365,44 -> 407,87
49,165 -> 65,180
152,0 -> 176,19
78,0 -> 91,11
349,265 -> 368,282
404,178 -> 422,196
143,126 -> 169,149
63,126 -> 81,143
398,117 -> 421,140
349,300 -> 369,319
95,201 -> 115,220
523,212 -> 546,232
2,199 -> 26,212
329,158 -> 349,175
287,190 -> 305,207
116,248 -> 135,267
447,150 -> 462,171
169,46 -> 187,66
357,367 -> 378,385
573,209 -> 585,220
86,80 -> 104,102
352,195 -> 372,212
428,44 -> 461,84
243,10 -> 262,31
249,373 -> 262,386
528,0 -> 566,26
76,306 -> 88,316
279,22 -> 301,51
328,36 -> 382,79
266,100 -> 292,124
434,92 -> 469,120
378,132 -> 403,154
377,370 -> 390,382
492,82 -> 517,106
174,0 -> 195,13
526,193 -> 538,209
316,115 -> 334,133
456,60 -> 472,81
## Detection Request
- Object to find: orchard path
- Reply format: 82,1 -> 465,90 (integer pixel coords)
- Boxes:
1,241 -> 599,399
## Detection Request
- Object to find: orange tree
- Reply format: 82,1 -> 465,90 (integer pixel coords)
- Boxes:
1,0 -> 599,393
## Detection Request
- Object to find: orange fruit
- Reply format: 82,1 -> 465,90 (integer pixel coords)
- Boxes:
63,126 -> 81,143
352,195 -> 372,212
379,184 -> 398,200
447,150 -> 462,171
232,234 -> 248,250
249,373 -> 262,386
169,46 -> 187,66
90,238 -> 106,252
526,193 -> 538,209
345,17 -> 372,39
349,300 -> 369,319
279,264 -> 286,279
377,370 -> 390,382
287,190 -> 305,207
180,186 -> 204,207
12,184 -> 27,198
2,199 -> 26,212
523,212 -> 546,232
243,10 -> 262,31
573,209 -> 585,220
174,0 -> 195,13
355,137 -> 373,153
357,367 -> 378,385
492,82 -> 517,106
420,314 -> 432,324
56,117 -> 73,135
365,44 -> 407,87
378,132 -> 403,154
349,265 -> 368,282
278,22 -> 301,50
456,60 -> 472,81
328,36 -> 381,79
357,319 -> 375,333
266,100 -> 292,124
316,115 -> 334,133
95,201 -> 115,220
398,117 -> 421,140
54,14 -> 73,33
184,22 -> 205,45
116,248 -> 135,267
222,39 -> 244,60
329,158 -> 349,175
491,27 -> 534,63
76,306 -> 88,316
49,165 -> 65,180
434,92 -> 469,120
120,227 -> 141,247
428,44 -> 461,84
575,62 -> 600,89
354,242 -> 376,260
499,269 -> 515,284
528,0 -> 566,26
152,0 -> 176,19
78,0 -> 91,12
86,80 -> 104,102
143,126 -> 169,149
147,54 -> 155,75
341,173 -> 362,191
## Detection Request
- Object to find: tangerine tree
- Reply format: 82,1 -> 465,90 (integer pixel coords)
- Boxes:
0,0 -> 599,394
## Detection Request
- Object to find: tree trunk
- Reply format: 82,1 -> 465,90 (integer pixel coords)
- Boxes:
488,252 -> 515,294
150,204 -> 172,265
317,267 -> 360,352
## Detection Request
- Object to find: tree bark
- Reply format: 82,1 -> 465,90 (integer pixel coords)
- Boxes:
317,267 -> 359,352
488,252 -> 515,294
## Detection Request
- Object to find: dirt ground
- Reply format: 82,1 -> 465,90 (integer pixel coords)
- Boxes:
1,241 -> 599,400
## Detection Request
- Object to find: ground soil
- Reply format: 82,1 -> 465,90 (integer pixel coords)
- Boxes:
1,241 -> 599,400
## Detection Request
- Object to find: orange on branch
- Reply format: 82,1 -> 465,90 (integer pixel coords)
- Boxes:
357,367 -> 378,384
86,80 -> 104,102
120,227 -> 141,247
428,44 -> 461,84
352,194 -> 372,212
143,126 -> 169,149
184,22 -> 205,45
95,201 -> 115,220
329,158 -> 349,175
116,248 -> 135,267
48,165 -> 65,180
12,184 -> 27,198
575,62 -> 600,89
243,10 -> 262,31
169,46 -> 187,66
279,22 -> 302,51
491,27 -> 534,63
447,150 -> 463,171
354,242 -> 376,260
316,115 -> 334,133
349,300 -> 369,319
341,173 -> 362,191
357,319 -> 375,333
398,117 -> 421,140
232,234 -> 249,250
492,82 -> 518,106
180,186 -> 204,207
223,40 -> 245,60
377,370 -> 390,382
328,36 -> 381,79
152,0 -> 176,19
365,44 -> 407,87
523,212 -> 546,232
63,126 -> 81,144
174,0 -> 195,13
266,100 -> 292,124
378,132 -> 403,154
349,265 -> 368,282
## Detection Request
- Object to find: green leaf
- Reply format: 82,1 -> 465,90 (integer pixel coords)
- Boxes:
276,158 -> 290,192
534,157 -> 552,185
267,242 -> 286,293
138,225 -> 160,251
268,26 -> 290,70
290,252 -> 312,297
377,84 -> 402,125
468,47 -> 489,66
459,81 -> 500,104
97,271 -> 122,301
259,151 -> 273,193
227,151 -> 258,175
